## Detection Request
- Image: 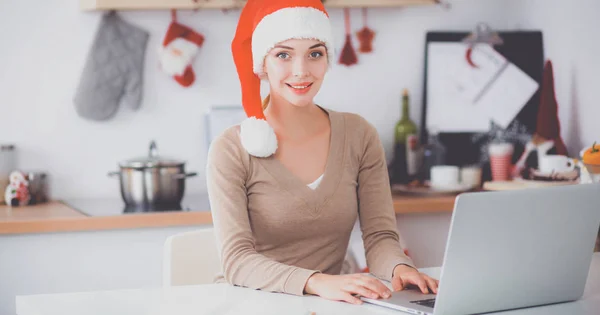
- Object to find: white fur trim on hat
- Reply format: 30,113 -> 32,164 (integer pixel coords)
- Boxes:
251,7 -> 334,75
240,117 -> 278,157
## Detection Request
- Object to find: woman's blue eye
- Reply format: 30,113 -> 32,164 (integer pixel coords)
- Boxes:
310,51 -> 323,58
276,52 -> 290,59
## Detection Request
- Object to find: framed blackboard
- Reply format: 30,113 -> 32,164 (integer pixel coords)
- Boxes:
421,31 -> 544,181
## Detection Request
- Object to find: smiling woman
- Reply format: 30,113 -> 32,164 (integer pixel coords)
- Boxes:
262,40 -> 328,108
205,0 -> 439,307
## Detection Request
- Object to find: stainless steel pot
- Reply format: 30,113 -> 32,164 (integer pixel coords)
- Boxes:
109,141 -> 197,208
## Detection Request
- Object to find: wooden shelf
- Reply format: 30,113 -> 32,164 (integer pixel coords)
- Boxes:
0,201 -> 213,235
393,193 -> 456,214
80,0 -> 438,11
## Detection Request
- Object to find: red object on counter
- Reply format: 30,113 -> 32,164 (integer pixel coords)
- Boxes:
535,60 -> 568,156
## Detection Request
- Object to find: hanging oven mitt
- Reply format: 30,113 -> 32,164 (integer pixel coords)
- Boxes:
74,11 -> 149,121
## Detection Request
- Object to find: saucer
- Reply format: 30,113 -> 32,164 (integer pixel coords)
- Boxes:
528,169 -> 579,182
392,181 -> 474,196
430,182 -> 475,193
483,178 -> 578,191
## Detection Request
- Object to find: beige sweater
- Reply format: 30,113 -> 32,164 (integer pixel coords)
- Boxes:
206,108 -> 415,296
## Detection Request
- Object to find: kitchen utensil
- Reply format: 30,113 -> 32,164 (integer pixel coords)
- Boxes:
338,8 -> 357,66
355,8 -> 375,53
109,141 -> 197,208
26,171 -> 49,204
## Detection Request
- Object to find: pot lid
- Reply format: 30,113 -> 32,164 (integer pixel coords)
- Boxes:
119,141 -> 185,168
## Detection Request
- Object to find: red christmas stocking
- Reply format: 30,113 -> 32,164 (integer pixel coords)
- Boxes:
159,10 -> 205,87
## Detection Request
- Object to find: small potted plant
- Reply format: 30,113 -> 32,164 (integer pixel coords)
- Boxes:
582,142 -> 600,184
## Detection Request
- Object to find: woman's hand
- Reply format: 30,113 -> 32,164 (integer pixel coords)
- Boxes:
392,264 -> 439,294
304,273 -> 393,305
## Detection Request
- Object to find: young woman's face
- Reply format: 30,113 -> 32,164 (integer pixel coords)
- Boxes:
263,38 -> 328,107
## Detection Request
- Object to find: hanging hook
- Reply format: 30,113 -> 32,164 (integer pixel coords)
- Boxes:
463,22 -> 504,46
462,22 -> 504,68
171,9 -> 177,22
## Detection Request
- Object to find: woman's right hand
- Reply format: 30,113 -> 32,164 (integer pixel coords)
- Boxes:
304,273 -> 392,305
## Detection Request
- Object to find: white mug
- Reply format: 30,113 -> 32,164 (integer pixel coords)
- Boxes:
538,155 -> 577,174
461,166 -> 482,188
430,165 -> 460,189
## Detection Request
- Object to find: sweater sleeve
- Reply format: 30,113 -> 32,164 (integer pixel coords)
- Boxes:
206,129 -> 319,296
357,122 -> 417,281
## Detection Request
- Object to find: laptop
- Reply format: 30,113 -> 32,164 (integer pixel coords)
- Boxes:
361,183 -> 600,315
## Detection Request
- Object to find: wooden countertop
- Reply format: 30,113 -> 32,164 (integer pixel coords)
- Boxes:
0,193 -> 457,235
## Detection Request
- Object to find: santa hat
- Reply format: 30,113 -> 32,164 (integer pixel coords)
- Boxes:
232,0 -> 334,158
159,21 -> 205,87
536,60 -> 568,155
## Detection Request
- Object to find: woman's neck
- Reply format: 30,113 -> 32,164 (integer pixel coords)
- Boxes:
264,93 -> 328,142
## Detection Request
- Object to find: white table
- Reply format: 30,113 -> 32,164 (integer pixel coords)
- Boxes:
17,254 -> 599,315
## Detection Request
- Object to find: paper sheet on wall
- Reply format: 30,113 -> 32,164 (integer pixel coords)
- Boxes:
477,61 -> 540,128
426,43 -> 492,132
203,106 -> 246,151
426,42 -> 539,132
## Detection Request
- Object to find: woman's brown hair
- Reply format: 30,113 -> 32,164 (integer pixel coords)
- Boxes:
262,93 -> 271,110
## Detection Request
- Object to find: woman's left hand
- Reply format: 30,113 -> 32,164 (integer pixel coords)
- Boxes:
391,264 -> 439,294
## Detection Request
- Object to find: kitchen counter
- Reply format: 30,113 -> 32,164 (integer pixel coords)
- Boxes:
0,193 -> 457,235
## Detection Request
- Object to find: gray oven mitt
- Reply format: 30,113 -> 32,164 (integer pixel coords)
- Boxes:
74,11 -> 149,121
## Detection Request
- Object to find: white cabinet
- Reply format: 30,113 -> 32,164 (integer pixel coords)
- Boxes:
0,226 -> 201,315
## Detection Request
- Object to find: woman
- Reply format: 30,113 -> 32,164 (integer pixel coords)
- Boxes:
206,0 -> 439,305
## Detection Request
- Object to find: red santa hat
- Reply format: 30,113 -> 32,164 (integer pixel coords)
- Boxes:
232,0 -> 334,157
159,20 -> 205,87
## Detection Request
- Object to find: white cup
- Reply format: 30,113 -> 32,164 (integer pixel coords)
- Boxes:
538,155 -> 576,174
461,166 -> 482,188
430,165 -> 460,189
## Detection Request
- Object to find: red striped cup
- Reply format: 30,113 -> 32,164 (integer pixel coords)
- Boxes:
489,142 -> 514,181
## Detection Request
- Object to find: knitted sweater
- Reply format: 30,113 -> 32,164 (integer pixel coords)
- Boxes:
206,108 -> 415,296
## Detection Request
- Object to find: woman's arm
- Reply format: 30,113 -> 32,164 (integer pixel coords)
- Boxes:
206,130 -> 319,296
356,122 -> 417,281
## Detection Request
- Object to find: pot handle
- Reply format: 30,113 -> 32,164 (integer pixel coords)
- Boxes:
108,171 -> 120,177
172,172 -> 198,179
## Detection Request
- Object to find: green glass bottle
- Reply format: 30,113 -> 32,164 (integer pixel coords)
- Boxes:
391,89 -> 419,183
395,89 -> 418,146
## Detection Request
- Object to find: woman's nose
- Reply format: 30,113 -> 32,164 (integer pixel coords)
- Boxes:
292,58 -> 309,77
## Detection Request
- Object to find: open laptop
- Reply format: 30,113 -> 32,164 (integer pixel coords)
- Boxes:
361,183 -> 600,315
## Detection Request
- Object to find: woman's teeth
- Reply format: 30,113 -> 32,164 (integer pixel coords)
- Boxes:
287,83 -> 312,89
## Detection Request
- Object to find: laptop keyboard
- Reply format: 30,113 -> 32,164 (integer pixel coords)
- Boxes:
410,298 -> 436,308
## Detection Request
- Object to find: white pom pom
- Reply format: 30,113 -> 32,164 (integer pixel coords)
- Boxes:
240,117 -> 278,158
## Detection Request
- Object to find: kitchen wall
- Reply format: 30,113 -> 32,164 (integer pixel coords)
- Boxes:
513,0 -> 600,156
0,0 -> 598,200
0,0 -> 517,200
1,1 -> 598,313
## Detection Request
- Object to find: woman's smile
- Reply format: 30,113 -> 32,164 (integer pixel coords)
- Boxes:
286,82 -> 313,94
